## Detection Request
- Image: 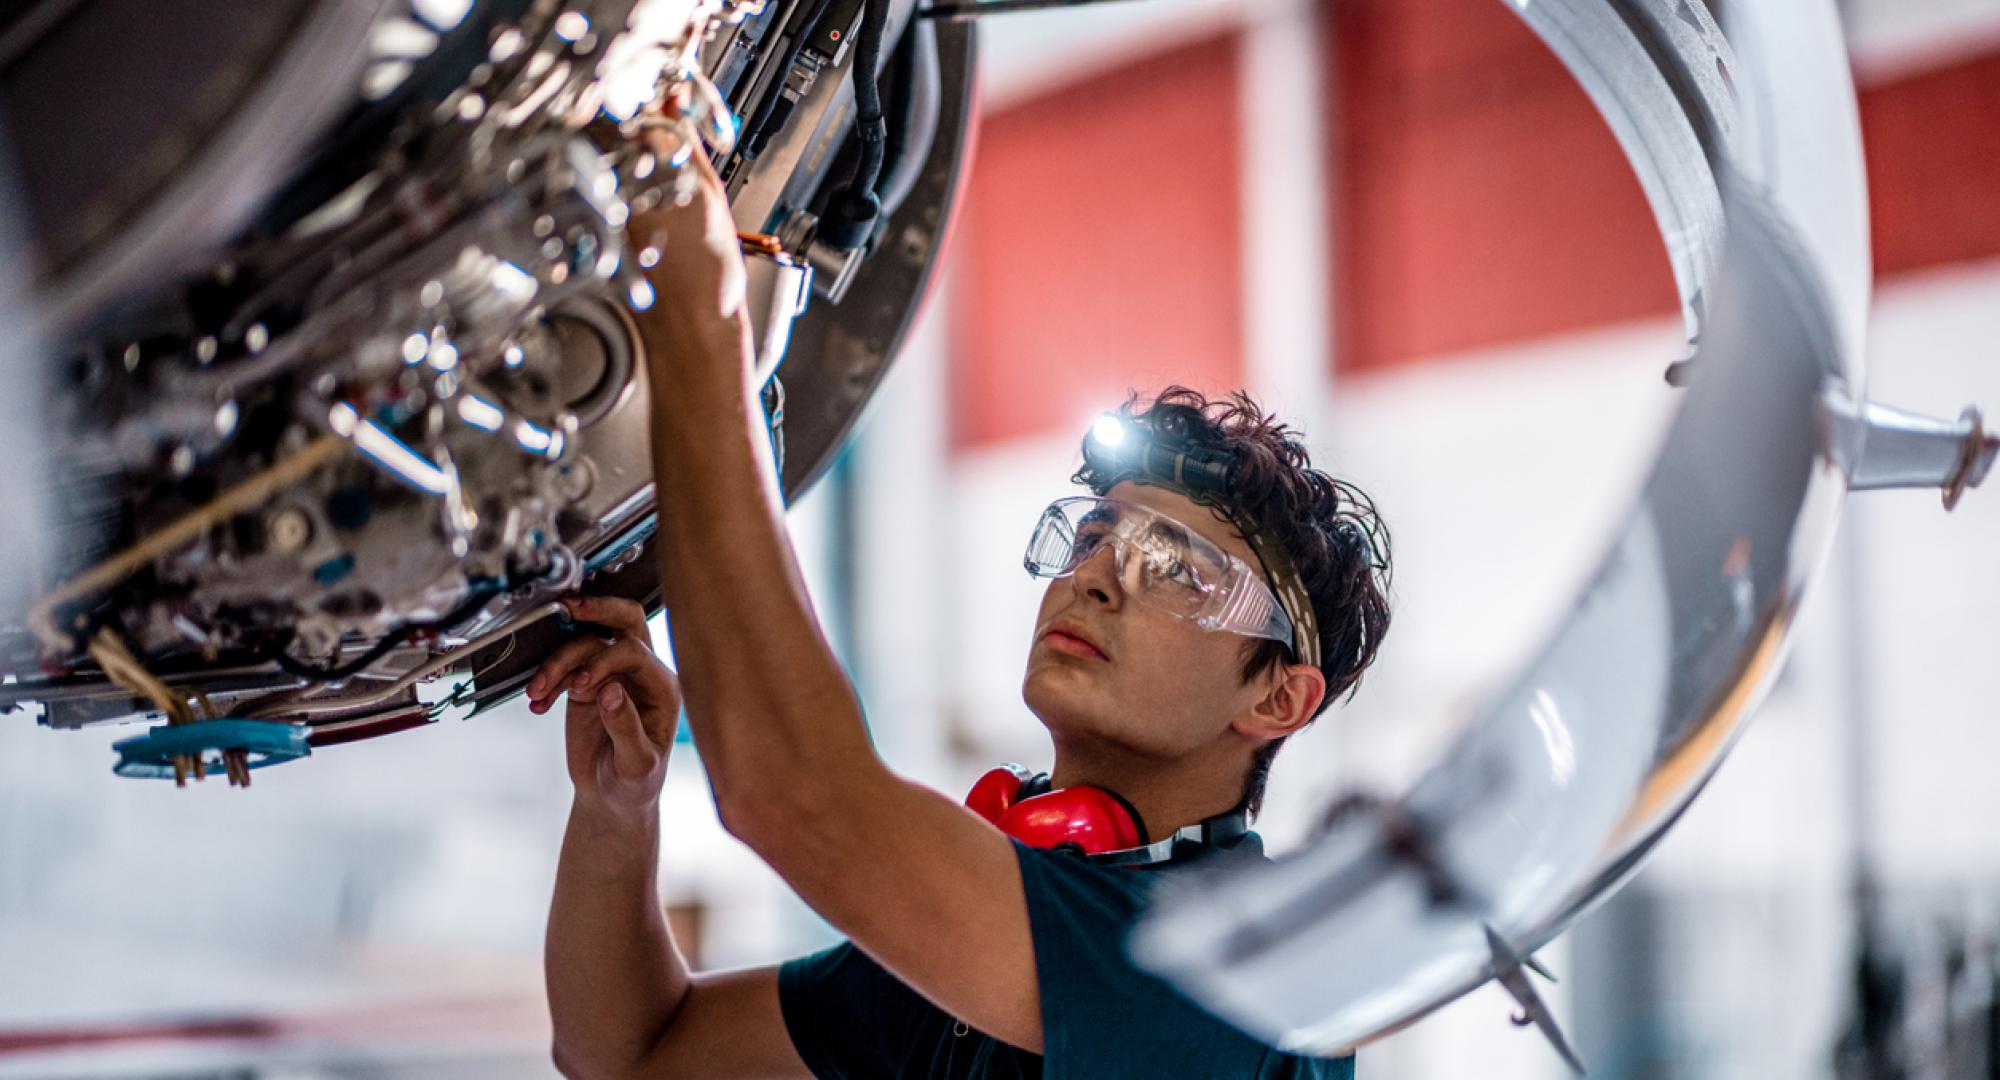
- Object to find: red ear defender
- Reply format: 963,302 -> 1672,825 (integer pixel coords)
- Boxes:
964,765 -> 1148,856
964,764 -> 1037,824
994,787 -> 1147,855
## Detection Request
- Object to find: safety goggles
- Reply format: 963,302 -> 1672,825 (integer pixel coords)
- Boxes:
1023,496 -> 1295,646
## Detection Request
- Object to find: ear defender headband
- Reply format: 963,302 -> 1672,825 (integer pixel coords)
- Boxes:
964,763 -> 1249,867
1079,413 -> 1322,670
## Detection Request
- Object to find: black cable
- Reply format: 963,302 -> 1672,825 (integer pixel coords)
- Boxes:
739,0 -> 840,158
877,18 -> 919,200
875,17 -> 941,220
847,0 -> 891,196
272,587 -> 499,684
817,0 -> 892,250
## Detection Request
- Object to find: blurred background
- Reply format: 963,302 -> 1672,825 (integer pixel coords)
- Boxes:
4,0 -> 1998,1075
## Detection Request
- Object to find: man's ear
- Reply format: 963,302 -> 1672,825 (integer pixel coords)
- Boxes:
1234,663 -> 1326,741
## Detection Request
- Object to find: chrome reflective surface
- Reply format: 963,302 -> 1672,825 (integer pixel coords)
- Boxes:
0,0 -> 976,748
1132,0 -> 1875,1053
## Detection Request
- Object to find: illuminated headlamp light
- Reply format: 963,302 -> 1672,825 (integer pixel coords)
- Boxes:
1083,412 -> 1236,496
1089,414 -> 1128,449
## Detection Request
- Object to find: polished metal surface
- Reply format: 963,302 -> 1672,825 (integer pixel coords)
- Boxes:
0,0 -> 975,750
458,17 -> 980,711
772,16 -> 977,496
6,0 -> 390,338
1834,400 -> 1998,509
1132,0 -> 1877,1053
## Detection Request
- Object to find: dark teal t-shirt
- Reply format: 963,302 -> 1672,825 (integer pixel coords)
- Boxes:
777,835 -> 1357,1079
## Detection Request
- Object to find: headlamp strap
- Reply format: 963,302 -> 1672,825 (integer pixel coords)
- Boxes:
1233,517 -> 1321,670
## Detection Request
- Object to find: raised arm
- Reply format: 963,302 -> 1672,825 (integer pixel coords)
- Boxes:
610,136 -> 1048,1051
536,599 -> 808,1079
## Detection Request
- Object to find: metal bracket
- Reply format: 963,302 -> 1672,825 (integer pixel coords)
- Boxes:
1828,397 -> 1998,510
745,248 -> 816,385
1484,924 -> 1587,1075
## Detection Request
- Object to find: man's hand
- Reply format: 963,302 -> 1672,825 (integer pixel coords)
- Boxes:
627,127 -> 754,393
527,596 -> 681,815
538,595 -> 810,1079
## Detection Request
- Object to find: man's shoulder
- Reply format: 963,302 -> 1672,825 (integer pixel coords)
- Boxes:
1013,833 -> 1333,1075
1005,832 -> 1272,943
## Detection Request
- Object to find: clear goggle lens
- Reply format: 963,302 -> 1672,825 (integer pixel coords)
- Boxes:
1024,497 -> 1293,646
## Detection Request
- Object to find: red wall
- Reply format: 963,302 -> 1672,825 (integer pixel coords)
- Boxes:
1329,0 -> 2000,374
1863,49 -> 2000,277
1326,0 -> 1679,374
950,35 -> 1245,451
949,2 -> 2000,446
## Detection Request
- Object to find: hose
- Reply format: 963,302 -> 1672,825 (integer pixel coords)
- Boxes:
817,0 -> 893,250
271,585 -> 502,684
875,16 -> 941,220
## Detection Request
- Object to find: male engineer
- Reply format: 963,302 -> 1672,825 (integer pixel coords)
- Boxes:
534,142 -> 1392,1078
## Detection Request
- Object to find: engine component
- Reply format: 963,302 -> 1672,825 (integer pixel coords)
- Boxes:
111,719 -> 311,786
1126,0 -> 1981,1059
0,0 -> 978,770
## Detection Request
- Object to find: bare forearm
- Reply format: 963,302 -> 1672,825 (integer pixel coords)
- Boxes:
641,327 -> 876,818
546,800 -> 689,1078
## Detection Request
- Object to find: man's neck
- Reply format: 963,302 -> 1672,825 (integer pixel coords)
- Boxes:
1048,741 -> 1248,842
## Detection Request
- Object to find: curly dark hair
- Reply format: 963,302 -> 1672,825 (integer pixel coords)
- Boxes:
1072,387 -> 1393,816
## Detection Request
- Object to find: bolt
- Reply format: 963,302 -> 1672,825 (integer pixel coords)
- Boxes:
267,508 -> 313,554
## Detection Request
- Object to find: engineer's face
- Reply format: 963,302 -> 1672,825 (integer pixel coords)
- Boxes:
1022,481 -> 1273,758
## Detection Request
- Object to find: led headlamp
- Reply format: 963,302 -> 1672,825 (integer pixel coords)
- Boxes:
1080,414 -> 1322,670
